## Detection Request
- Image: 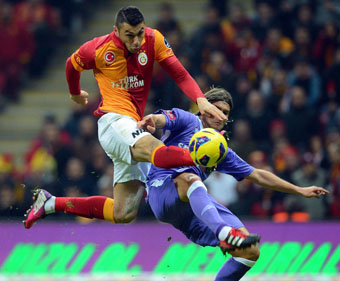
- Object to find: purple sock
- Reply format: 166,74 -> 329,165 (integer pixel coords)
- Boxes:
187,182 -> 227,237
215,257 -> 251,281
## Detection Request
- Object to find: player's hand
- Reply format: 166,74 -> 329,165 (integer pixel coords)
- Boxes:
138,115 -> 156,134
300,186 -> 329,198
70,90 -> 89,106
196,97 -> 227,122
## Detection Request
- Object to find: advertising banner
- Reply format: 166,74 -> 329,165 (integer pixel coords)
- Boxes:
0,221 -> 339,278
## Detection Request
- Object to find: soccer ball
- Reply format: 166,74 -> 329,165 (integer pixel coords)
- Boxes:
189,128 -> 228,167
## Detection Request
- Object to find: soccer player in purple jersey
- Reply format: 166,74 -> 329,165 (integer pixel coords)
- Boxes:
138,87 -> 328,281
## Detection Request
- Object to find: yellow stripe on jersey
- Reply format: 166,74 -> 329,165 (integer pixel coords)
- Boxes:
103,198 -> 115,223
71,51 -> 85,72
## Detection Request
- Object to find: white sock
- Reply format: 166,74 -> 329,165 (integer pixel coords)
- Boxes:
233,257 -> 256,267
218,225 -> 232,241
44,196 -> 56,214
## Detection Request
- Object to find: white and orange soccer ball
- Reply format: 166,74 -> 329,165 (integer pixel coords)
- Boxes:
189,128 -> 228,167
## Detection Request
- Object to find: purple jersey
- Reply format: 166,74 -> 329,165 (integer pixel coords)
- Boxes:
147,108 -> 255,182
146,108 -> 253,246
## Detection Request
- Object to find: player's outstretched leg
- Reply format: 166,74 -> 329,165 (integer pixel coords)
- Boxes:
24,189 -> 116,229
219,227 -> 261,249
24,189 -> 52,229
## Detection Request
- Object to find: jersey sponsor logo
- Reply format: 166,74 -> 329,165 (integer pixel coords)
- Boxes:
131,128 -> 146,138
178,142 -> 189,149
164,37 -> 171,48
138,52 -> 148,66
164,110 -> 176,120
112,75 -> 145,89
104,51 -> 116,63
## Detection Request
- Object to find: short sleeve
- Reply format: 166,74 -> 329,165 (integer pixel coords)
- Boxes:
154,29 -> 174,62
70,39 -> 96,71
155,108 -> 197,132
216,148 -> 254,181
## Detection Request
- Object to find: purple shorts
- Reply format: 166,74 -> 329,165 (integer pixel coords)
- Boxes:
146,176 -> 244,247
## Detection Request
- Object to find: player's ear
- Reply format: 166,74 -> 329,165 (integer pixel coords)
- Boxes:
113,26 -> 119,36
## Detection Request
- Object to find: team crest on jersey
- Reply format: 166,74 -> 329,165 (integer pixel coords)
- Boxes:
138,52 -> 148,66
104,51 -> 115,63
165,110 -> 176,120
164,37 -> 171,48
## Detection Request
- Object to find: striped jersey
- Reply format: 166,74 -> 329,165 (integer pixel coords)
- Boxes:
70,27 -> 174,121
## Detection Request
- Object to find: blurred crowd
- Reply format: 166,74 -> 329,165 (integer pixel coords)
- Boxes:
0,0 -> 96,111
1,0 -> 340,222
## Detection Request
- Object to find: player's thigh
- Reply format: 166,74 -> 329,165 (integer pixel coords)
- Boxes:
112,155 -> 150,187
131,134 -> 164,162
113,180 -> 145,221
97,112 -> 151,164
174,173 -> 202,202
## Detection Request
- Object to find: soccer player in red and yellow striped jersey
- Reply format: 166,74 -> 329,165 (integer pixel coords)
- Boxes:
24,6 -> 227,229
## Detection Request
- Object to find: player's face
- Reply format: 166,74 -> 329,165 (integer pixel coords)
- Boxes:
115,22 -> 145,53
201,101 -> 230,131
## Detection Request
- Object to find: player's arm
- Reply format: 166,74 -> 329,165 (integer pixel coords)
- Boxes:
65,40 -> 96,106
138,114 -> 166,134
160,56 -> 226,121
65,58 -> 89,105
246,168 -> 328,198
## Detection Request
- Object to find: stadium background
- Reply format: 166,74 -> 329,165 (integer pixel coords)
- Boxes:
0,0 -> 340,280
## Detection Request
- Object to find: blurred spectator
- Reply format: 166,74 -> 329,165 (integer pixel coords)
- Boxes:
0,2 -> 35,103
292,4 -> 318,41
231,75 -> 253,117
239,89 -> 272,147
322,48 -> 340,105
313,21 -> 340,72
229,150 -> 276,218
262,27 -> 294,68
56,157 -> 97,197
97,164 -> 114,198
220,2 -> 251,45
265,69 -> 289,117
319,98 -> 340,135
287,152 -> 328,220
326,141 -> 340,218
13,0 -> 61,76
155,2 -> 181,37
204,51 -> 234,90
251,1 -> 278,42
309,135 -> 328,169
292,26 -> 313,60
71,115 -> 98,165
229,119 -> 257,160
226,27 -> 262,74
282,86 -> 319,148
0,181 -> 22,217
287,56 -> 321,107
25,115 -> 72,178
316,0 -> 340,29
204,172 -> 238,207
189,5 -> 224,74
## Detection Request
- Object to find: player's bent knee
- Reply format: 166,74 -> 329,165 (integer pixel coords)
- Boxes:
132,135 -> 163,162
174,173 -> 201,202
185,174 -> 202,186
113,209 -> 138,224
